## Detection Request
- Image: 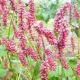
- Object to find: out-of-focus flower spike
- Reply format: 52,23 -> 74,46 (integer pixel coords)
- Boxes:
74,6 -> 80,20
0,0 -> 9,26
24,48 -> 38,61
45,49 -> 52,57
40,61 -> 49,80
54,2 -> 72,34
71,36 -> 75,54
43,29 -> 57,45
9,0 -> 17,12
60,56 -> 69,70
18,0 -> 27,30
1,38 -> 16,53
18,51 -> 28,66
2,7 -> 9,26
34,22 -> 44,35
47,56 -> 56,70
28,0 -> 36,27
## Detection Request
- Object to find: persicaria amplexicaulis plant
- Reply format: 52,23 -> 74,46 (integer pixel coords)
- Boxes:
0,0 -> 80,80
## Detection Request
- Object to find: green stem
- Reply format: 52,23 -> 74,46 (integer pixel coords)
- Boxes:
78,38 -> 80,54
7,21 -> 13,69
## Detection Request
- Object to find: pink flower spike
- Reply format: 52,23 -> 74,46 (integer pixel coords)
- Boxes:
45,49 -> 52,56
28,0 -> 35,27
76,61 -> 80,75
40,61 -> 49,80
43,29 -> 57,45
47,56 -> 56,70
2,7 -> 9,26
1,38 -> 16,53
74,6 -> 80,20
55,53 -> 61,59
61,57 -> 69,70
19,51 -> 28,66
24,48 -> 38,61
9,0 -> 17,12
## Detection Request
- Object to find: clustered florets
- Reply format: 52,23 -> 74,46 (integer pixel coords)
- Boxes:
0,0 -> 80,80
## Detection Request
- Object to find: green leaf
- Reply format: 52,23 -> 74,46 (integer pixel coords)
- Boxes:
48,65 -> 62,79
42,13 -> 49,22
0,45 -> 7,57
48,70 -> 58,78
48,76 -> 59,80
0,68 -> 7,78
64,67 -> 74,77
75,27 -> 80,38
32,61 -> 41,79
68,59 -> 77,67
71,29 -> 75,32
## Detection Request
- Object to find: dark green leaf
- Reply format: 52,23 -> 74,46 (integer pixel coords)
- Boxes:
69,59 -> 77,67
75,28 -> 80,38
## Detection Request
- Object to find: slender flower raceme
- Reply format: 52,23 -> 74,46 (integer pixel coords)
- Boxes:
45,48 -> 52,57
9,0 -> 17,12
74,6 -> 80,20
47,56 -> 56,70
12,21 -> 27,49
45,49 -> 56,70
40,60 -> 49,80
0,0 -> 9,26
34,22 -> 46,51
19,38 -> 26,50
40,56 -> 56,80
0,0 -> 7,10
26,0 -> 36,40
53,3 -> 72,70
1,38 -> 16,53
43,29 -> 57,45
34,22 -> 57,45
24,48 -> 38,61
60,56 -> 69,70
18,0 -> 27,30
57,28 -> 69,51
28,0 -> 35,27
2,7 -> 9,26
18,51 -> 28,66
71,36 -> 75,53
54,2 -> 72,34
0,5 -> 2,13
34,22 -> 44,35
55,53 -> 61,59
54,2 -> 72,51
76,62 -> 80,75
